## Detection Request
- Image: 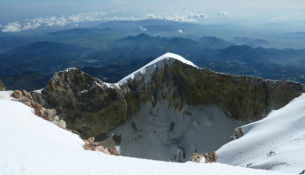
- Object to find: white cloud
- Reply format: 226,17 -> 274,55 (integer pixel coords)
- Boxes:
146,14 -> 158,19
2,22 -> 22,32
22,22 -> 41,30
139,26 -> 147,32
103,16 -> 137,21
2,10 -> 107,32
103,14 -> 198,22
177,29 -> 183,34
68,11 -> 107,23
1,10 -> 209,33
145,12 -> 207,22
218,12 -> 230,17
271,16 -> 289,22
188,13 -> 208,19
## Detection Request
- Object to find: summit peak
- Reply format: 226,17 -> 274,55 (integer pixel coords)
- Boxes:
117,52 -> 197,86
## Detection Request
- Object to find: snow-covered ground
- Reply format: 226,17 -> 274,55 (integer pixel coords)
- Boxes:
0,91 -> 288,175
117,52 -> 198,86
217,93 -> 305,174
113,101 -> 243,162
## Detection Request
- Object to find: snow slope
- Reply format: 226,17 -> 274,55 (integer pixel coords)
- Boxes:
0,91 -> 288,175
217,93 -> 305,174
117,52 -> 197,86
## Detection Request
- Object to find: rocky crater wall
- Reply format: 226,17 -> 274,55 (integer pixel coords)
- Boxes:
32,60 -> 304,162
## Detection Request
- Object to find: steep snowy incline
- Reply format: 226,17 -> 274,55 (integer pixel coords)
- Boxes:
117,52 -> 197,85
0,91 -> 288,175
217,93 -> 305,174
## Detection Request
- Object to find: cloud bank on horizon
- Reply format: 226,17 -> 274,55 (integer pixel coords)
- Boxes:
1,11 -> 107,32
0,11 -> 210,32
0,0 -> 305,32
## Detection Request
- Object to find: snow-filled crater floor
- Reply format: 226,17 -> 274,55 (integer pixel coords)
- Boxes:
0,91 -> 289,175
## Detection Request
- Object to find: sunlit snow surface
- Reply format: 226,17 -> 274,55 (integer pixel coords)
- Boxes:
217,93 -> 305,174
117,52 -> 198,86
0,91 -> 287,175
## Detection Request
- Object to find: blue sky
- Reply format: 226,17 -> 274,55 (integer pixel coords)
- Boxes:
2,0 -> 305,18
1,0 -> 305,32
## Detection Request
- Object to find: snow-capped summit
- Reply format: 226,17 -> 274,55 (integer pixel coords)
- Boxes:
153,52 -> 197,68
117,52 -> 197,85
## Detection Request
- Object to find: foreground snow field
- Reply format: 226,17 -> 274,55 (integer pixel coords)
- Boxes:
0,91 -> 288,175
217,94 -> 305,174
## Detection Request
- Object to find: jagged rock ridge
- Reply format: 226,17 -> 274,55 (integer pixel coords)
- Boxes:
32,53 -> 304,162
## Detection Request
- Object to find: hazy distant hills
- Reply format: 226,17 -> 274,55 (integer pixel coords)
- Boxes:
199,36 -> 234,49
0,35 -> 38,52
99,19 -> 206,35
232,37 -> 270,48
0,41 -> 87,76
1,20 -> 305,90
219,45 -> 305,66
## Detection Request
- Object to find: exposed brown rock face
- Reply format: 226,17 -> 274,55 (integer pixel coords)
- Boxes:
11,90 -> 66,128
204,152 -> 218,163
123,61 -> 304,122
83,137 -> 120,155
11,90 -> 49,120
39,61 -> 304,141
43,69 -> 127,139
192,152 -> 217,163
0,80 -> 6,91
192,153 -> 204,163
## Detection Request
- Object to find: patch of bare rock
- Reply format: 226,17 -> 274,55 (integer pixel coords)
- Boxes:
192,152 -> 218,163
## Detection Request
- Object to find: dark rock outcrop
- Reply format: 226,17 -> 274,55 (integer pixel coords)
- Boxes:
117,60 -> 304,122
43,68 -> 127,139
192,153 -> 204,163
192,152 -> 217,163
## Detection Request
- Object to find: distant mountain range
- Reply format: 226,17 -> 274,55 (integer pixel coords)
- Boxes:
1,20 -> 305,90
